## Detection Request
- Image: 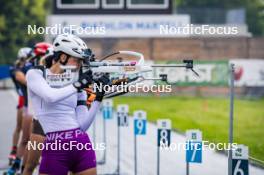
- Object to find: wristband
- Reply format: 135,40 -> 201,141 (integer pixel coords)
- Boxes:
77,100 -> 87,106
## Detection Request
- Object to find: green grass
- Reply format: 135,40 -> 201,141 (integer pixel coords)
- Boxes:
113,96 -> 264,161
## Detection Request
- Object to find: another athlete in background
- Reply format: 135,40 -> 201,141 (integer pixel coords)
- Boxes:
6,43 -> 52,175
8,48 -> 32,165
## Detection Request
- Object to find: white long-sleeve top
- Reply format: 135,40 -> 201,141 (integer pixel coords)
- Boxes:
26,68 -> 100,133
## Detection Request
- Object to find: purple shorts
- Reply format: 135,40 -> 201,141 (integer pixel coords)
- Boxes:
39,128 -> 96,175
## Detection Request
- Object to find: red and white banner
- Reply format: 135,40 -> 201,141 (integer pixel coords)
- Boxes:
230,59 -> 264,87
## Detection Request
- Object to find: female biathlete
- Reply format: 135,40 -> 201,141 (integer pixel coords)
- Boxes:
26,34 -> 108,175
7,48 -> 34,175
8,48 -> 32,165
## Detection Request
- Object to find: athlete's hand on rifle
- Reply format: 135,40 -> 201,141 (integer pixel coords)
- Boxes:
95,74 -> 110,102
84,88 -> 96,107
73,70 -> 93,91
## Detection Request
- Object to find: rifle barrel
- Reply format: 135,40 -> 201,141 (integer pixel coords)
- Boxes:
151,64 -> 188,68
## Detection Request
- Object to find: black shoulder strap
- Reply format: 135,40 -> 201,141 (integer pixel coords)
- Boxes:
32,65 -> 46,78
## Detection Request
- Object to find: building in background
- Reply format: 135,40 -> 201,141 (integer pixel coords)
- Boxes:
31,0 -> 264,97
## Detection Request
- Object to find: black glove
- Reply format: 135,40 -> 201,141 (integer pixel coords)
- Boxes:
73,70 -> 93,91
95,74 -> 110,102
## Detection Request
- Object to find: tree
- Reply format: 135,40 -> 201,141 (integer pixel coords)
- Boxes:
0,0 -> 50,64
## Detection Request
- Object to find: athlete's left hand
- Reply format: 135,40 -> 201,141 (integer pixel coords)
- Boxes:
95,74 -> 110,102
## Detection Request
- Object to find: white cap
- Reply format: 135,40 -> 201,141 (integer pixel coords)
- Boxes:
17,47 -> 32,60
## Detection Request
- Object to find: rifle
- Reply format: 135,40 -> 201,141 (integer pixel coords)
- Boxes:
81,50 -> 199,98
